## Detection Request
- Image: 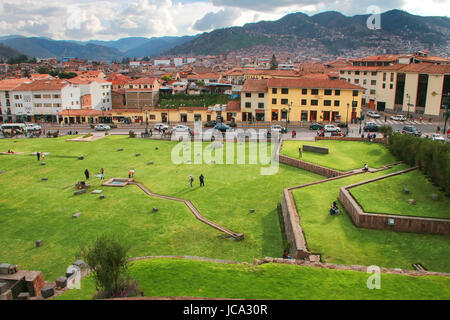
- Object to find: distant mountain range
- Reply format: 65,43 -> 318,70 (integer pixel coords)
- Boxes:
0,35 -> 197,62
0,9 -> 448,62
167,9 -> 450,56
0,43 -> 23,61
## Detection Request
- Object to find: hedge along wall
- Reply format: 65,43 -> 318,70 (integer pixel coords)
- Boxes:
388,133 -> 449,196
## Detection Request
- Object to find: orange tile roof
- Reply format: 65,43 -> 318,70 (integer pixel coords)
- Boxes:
267,78 -> 364,90
14,79 -> 68,92
241,79 -> 268,92
0,78 -> 30,91
187,73 -> 221,80
130,77 -> 160,84
227,100 -> 241,112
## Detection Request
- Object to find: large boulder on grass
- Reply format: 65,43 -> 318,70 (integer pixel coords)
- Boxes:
430,193 -> 439,201
408,199 -> 416,205
402,188 -> 410,195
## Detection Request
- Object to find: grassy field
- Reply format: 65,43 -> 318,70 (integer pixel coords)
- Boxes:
55,258 -> 450,300
0,136 -> 321,280
159,93 -> 231,109
292,167 -> 450,273
282,140 -> 396,172
350,170 -> 450,219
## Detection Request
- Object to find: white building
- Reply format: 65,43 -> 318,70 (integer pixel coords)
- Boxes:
154,59 -> 171,66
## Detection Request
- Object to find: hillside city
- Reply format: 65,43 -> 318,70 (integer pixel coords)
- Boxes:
0,3 -> 448,308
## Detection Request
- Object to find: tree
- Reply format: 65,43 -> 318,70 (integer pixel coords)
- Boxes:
80,236 -> 133,298
270,54 -> 278,70
162,75 -> 172,83
38,66 -> 52,74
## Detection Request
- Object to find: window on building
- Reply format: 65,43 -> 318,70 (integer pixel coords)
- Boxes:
382,83 -> 386,89
302,88 -> 307,95
34,103 -> 42,108
258,102 -> 264,109
335,90 -> 340,96
371,72 -> 377,76
281,99 -> 288,105
281,88 -> 289,94
371,80 -> 377,85
334,100 -> 340,107
363,79 -> 367,85
150,115 -> 156,120
390,73 -> 394,82
353,90 -> 359,97
390,84 -> 393,90
245,102 -> 251,108
355,79 -> 360,84
34,94 -> 41,99
352,101 -> 358,107
355,71 -> 360,75
245,92 -> 251,98
271,111 -> 278,121
324,89 -> 332,95
301,99 -> 307,105
370,89 -> 376,95
301,111 -> 308,121
311,89 -> 319,95
272,88 -> 277,94
383,73 -> 387,81
324,100 -> 332,106
364,71 -> 368,75
311,100 -> 318,106
43,94 -> 51,99
258,93 -> 264,98
339,71 -> 344,74
272,98 -> 277,104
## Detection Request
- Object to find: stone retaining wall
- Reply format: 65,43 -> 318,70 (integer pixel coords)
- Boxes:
340,168 -> 450,236
279,155 -> 344,178
281,189 -> 310,259
316,136 -> 387,144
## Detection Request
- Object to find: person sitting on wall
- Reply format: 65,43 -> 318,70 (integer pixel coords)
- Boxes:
329,201 -> 340,216
363,164 -> 369,172
283,250 -> 291,259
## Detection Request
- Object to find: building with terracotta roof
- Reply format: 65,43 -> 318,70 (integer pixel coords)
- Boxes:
0,78 -> 30,122
125,77 -> 161,109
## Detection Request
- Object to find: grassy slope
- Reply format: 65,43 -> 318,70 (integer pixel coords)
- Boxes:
350,170 -> 450,219
282,140 -> 396,172
292,166 -> 450,272
56,258 -> 450,300
0,136 -> 321,280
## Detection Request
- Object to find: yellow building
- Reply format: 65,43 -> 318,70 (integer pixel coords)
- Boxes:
258,77 -> 363,123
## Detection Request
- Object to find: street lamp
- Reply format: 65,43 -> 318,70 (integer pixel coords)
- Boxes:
67,107 -> 71,126
406,94 -> 413,119
346,103 -> 350,126
282,102 -> 292,132
145,108 -> 149,135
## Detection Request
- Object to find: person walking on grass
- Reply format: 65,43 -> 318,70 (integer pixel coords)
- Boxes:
199,174 -> 205,187
189,175 -> 194,187
100,168 -> 105,180
84,169 -> 90,181
36,152 -> 40,161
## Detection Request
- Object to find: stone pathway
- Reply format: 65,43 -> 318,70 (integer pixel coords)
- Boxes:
131,182 -> 244,241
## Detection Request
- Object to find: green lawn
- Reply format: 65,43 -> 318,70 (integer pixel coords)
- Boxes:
292,166 -> 450,273
159,93 -> 231,108
350,170 -> 450,219
0,136 -> 322,280
55,258 -> 450,300
282,140 -> 396,172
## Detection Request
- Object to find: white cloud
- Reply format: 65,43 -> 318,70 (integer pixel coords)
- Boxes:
0,0 -> 447,40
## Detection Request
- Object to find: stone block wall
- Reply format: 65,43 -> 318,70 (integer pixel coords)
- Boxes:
279,155 -> 344,178
339,168 -> 450,236
316,136 -> 387,144
281,189 -> 310,259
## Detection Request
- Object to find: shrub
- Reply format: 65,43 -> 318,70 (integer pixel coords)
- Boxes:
80,236 -> 137,299
83,133 -> 93,138
105,131 -> 110,136
129,130 -> 136,138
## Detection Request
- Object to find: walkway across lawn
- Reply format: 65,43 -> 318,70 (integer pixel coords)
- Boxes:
282,140 -> 396,172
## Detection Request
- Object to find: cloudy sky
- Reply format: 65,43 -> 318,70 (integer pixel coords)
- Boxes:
0,0 -> 448,41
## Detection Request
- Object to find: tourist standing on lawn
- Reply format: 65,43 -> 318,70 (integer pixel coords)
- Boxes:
36,152 -> 40,161
189,175 -> 194,187
84,169 -> 90,181
100,168 -> 105,180
199,174 -> 205,187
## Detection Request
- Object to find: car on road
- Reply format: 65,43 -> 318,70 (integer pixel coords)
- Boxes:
94,124 -> 111,131
154,123 -> 169,131
402,125 -> 421,137
363,122 -> 380,132
172,125 -> 191,133
214,123 -> 231,133
309,123 -> 324,130
204,120 -> 217,128
431,133 -> 445,141
26,123 -> 42,131
270,125 -> 287,134
390,115 -> 406,121
324,125 -> 341,132
367,111 -> 381,118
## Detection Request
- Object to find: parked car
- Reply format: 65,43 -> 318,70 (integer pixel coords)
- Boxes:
367,111 -> 381,118
309,123 -> 324,130
214,123 -> 231,133
390,115 -> 406,121
324,125 -> 341,132
26,123 -> 42,131
402,125 -> 421,137
431,133 -> 445,141
363,122 -> 380,132
270,125 -> 287,134
94,124 -> 111,131
172,125 -> 191,133
204,120 -> 217,128
154,123 -> 169,131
